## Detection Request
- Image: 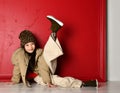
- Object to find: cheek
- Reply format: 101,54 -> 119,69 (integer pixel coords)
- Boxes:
32,45 -> 36,49
24,46 -> 29,51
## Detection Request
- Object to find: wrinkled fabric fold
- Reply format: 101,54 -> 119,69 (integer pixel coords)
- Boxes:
34,75 -> 82,88
43,36 -> 63,74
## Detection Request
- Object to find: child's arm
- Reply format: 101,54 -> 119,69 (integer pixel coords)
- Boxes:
37,55 -> 53,85
11,62 -> 21,84
11,51 -> 21,84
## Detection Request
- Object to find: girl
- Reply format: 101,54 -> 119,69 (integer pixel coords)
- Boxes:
11,15 -> 98,88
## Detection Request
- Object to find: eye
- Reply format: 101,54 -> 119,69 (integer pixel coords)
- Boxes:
25,44 -> 29,47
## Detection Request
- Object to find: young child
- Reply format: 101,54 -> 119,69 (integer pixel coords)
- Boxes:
11,15 -> 98,88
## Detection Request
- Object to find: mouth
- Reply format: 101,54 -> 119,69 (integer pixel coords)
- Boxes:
27,49 -> 34,53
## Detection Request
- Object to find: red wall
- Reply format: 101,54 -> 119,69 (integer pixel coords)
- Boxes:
0,0 -> 106,82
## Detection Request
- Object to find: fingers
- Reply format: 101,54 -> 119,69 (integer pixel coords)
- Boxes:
47,83 -> 57,88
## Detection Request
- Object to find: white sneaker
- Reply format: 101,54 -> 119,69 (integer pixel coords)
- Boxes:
96,79 -> 98,88
47,15 -> 64,26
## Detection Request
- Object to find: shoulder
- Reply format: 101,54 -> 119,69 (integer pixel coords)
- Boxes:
12,48 -> 25,59
13,48 -> 25,55
11,48 -> 25,63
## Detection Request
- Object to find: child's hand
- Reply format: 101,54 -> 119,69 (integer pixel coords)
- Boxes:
47,83 -> 57,88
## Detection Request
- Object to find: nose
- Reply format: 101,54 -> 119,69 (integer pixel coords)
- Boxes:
28,45 -> 33,50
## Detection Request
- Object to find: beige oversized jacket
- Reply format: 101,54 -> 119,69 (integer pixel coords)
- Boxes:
11,36 -> 63,86
11,48 -> 51,86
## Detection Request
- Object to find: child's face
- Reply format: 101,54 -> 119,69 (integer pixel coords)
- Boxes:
24,42 -> 35,53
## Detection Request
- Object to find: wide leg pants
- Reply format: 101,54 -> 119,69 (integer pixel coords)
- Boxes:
41,36 -> 82,88
34,75 -> 82,88
43,36 -> 63,74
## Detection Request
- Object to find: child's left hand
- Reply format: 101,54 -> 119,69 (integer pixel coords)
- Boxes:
47,83 -> 57,88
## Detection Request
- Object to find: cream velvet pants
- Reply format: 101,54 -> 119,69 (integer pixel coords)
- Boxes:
43,36 -> 63,74
34,75 -> 82,88
41,36 -> 82,88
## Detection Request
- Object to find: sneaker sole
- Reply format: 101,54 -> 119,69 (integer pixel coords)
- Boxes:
96,79 -> 98,88
47,15 -> 64,26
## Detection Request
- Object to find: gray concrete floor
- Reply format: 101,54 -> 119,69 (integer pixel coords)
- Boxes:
0,81 -> 120,93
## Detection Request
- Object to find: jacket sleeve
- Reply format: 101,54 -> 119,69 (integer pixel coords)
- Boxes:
11,50 -> 21,83
37,54 -> 52,84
